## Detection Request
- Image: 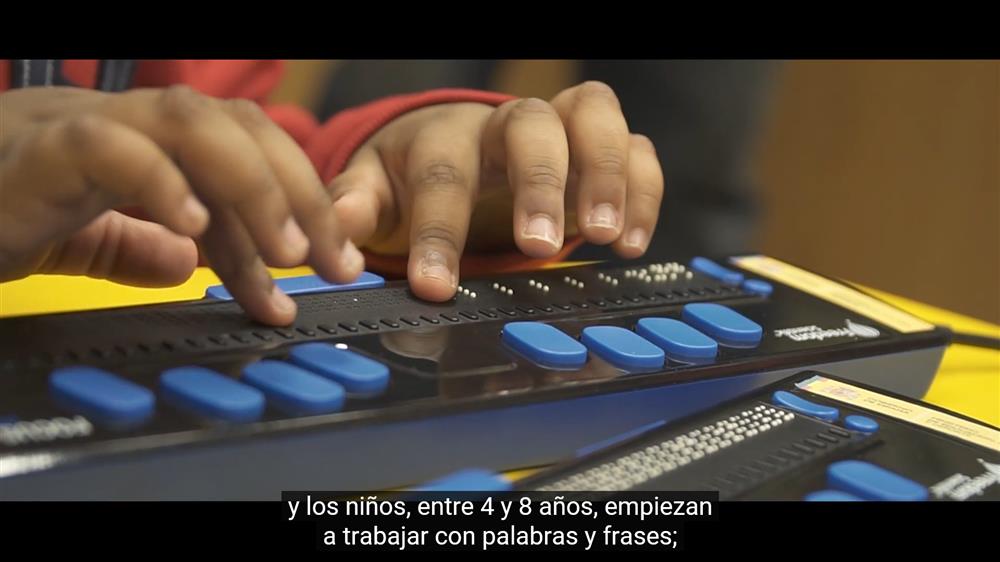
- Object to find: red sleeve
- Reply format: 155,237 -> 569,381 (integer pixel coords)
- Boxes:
132,60 -> 583,277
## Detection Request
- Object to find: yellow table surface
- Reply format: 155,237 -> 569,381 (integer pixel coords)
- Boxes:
1,266 -> 997,430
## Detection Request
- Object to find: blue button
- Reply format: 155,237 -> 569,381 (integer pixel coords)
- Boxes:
205,272 -> 385,300
772,390 -> 839,422
502,322 -> 588,368
690,257 -> 744,285
845,415 -> 880,433
415,469 -> 512,492
50,367 -> 155,426
827,460 -> 928,501
242,361 -> 345,416
635,318 -> 718,361
289,343 -> 390,394
741,279 -> 773,296
160,367 -> 265,422
580,326 -> 665,370
682,303 -> 763,346
805,490 -> 864,501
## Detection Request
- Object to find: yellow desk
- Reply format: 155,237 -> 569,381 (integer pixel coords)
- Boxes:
1,267 -> 997,427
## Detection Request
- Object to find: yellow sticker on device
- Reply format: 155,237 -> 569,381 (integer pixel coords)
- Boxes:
797,375 -> 1000,452
730,255 -> 935,333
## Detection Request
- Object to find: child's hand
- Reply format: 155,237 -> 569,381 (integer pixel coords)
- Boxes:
1,86 -> 362,325
328,82 -> 664,302
0,82 -> 663,325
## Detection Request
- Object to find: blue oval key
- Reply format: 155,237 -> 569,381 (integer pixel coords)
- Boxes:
50,366 -> 155,427
415,469 -> 513,492
741,279 -> 773,296
205,272 -> 385,300
682,303 -> 763,347
827,460 -> 928,501
635,318 -> 718,361
502,322 -> 588,368
289,343 -> 390,394
160,367 -> 265,422
844,415 -> 880,433
689,256 -> 745,285
580,326 -> 665,370
242,360 -> 345,416
772,390 -> 839,422
804,490 -> 864,502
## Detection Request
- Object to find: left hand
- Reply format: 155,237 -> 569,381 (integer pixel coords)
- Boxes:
326,81 -> 665,302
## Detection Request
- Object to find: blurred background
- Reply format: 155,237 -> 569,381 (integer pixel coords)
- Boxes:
271,60 -> 999,323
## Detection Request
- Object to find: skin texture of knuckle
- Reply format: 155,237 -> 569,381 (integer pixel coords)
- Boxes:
631,189 -> 663,210
61,115 -> 107,148
159,84 -> 211,124
413,220 -> 463,254
521,159 -> 566,192
413,160 -> 467,191
577,80 -> 620,107
85,214 -> 125,280
512,97 -> 557,118
226,98 -> 270,127
590,148 -> 628,176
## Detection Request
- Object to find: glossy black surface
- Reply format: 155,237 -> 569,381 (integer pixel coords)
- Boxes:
0,258 -> 950,486
518,372 -> 999,501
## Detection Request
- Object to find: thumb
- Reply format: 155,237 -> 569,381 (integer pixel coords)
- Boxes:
39,210 -> 199,287
327,146 -> 397,252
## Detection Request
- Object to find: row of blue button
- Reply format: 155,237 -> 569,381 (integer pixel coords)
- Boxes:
502,303 -> 763,370
689,256 -> 773,296
771,391 -> 880,432
48,343 -> 390,426
204,272 -> 386,300
767,390 -> 917,501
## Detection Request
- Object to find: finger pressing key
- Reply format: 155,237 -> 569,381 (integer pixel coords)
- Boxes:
405,125 -> 481,302
199,208 -> 297,326
222,98 -> 363,283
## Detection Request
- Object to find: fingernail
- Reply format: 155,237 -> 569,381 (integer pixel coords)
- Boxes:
270,285 -> 296,314
341,240 -> 364,273
282,217 -> 309,255
523,214 -> 560,247
419,250 -> 456,287
626,227 -> 648,250
182,196 -> 209,230
587,203 -> 619,230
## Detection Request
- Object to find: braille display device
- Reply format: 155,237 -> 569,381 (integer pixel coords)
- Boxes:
0,255 -> 952,499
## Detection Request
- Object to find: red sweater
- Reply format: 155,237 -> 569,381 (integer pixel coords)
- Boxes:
0,60 -> 581,278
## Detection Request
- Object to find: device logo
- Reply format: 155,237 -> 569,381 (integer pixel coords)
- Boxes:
773,319 -> 881,342
929,459 -> 1000,501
